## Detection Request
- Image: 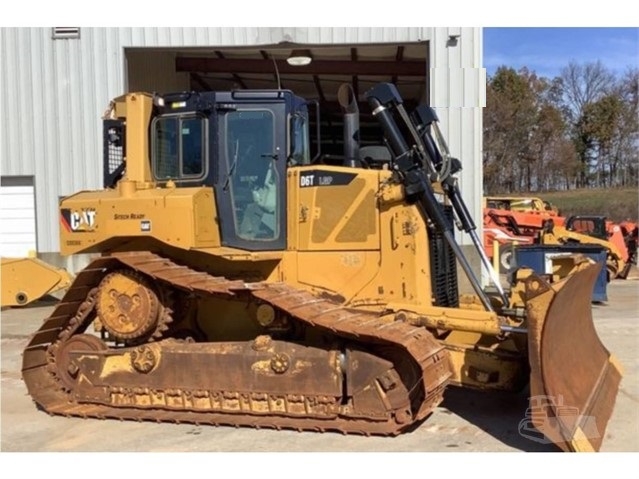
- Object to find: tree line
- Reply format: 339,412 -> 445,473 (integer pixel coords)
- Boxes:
483,62 -> 638,194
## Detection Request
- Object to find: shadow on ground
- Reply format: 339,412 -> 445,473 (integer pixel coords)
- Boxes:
440,386 -> 560,452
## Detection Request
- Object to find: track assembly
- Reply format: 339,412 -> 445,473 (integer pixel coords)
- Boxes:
22,252 -> 453,435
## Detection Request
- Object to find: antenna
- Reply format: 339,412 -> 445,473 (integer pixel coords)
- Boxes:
271,56 -> 282,90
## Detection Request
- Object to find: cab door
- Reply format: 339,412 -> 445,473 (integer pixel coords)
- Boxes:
215,102 -> 287,251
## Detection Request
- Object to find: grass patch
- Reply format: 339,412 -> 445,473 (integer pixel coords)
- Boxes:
529,187 -> 638,222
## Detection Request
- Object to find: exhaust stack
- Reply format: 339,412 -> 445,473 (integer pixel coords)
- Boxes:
338,84 -> 360,167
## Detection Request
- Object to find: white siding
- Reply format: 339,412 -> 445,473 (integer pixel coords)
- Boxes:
429,27 -> 485,239
0,27 -> 483,252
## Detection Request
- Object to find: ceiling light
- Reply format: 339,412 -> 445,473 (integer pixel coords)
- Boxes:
287,49 -> 312,66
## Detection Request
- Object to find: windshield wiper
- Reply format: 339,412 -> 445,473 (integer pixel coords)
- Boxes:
223,139 -> 240,191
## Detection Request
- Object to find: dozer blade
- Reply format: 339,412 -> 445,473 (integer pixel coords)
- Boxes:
1,257 -> 73,307
524,262 -> 623,451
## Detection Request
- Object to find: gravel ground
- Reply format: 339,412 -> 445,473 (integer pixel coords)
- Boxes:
1,270 -> 637,475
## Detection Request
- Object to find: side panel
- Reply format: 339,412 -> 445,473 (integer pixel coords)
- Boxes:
292,166 -> 380,251
59,187 -> 220,255
286,166 -> 434,309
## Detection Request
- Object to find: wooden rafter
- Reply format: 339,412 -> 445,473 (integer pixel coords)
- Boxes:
214,51 -> 248,89
190,73 -> 212,91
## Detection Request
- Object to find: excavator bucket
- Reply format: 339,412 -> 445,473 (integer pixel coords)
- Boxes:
523,262 -> 623,451
1,257 -> 73,307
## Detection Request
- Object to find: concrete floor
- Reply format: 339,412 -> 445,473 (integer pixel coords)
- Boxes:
1,274 -> 637,455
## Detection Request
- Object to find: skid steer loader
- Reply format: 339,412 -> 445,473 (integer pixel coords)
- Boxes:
21,83 -> 622,451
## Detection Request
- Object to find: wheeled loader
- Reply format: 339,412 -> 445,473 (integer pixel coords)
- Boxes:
21,82 -> 622,451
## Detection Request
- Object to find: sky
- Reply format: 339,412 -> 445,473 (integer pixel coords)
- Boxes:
484,27 -> 639,79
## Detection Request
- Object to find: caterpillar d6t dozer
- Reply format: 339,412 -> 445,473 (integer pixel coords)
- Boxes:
22,83 -> 622,451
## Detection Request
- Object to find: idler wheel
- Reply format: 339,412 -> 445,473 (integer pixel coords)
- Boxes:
55,334 -> 107,389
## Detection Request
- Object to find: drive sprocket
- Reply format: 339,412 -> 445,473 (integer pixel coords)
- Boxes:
96,269 -> 171,344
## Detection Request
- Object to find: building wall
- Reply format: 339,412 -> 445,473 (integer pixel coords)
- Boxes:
0,27 -> 484,261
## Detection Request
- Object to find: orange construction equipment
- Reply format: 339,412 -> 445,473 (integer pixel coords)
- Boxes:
566,216 -> 637,279
484,196 -> 561,217
619,220 -> 638,267
483,200 -> 629,279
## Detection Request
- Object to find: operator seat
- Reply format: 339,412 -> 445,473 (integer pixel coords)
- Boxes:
239,161 -> 277,239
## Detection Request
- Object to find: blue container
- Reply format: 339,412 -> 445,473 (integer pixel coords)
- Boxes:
513,244 -> 608,302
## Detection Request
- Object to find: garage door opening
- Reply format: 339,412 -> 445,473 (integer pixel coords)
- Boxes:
126,43 -> 428,162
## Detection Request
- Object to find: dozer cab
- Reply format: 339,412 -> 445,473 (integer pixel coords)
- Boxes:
21,83 -> 622,451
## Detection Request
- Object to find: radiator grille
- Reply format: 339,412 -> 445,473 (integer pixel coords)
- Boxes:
427,205 -> 459,307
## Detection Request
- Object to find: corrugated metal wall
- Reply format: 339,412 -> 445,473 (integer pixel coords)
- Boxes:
429,26 -> 486,248
0,27 -> 484,254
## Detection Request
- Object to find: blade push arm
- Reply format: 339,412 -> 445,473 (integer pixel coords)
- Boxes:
365,83 -> 497,311
412,105 -> 509,305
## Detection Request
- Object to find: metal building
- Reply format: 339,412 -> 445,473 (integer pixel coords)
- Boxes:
0,27 -> 485,271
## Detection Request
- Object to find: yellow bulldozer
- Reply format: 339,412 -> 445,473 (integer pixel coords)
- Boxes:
21,83 -> 621,451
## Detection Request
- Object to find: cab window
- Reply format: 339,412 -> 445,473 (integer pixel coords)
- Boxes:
225,110 -> 278,241
152,115 -> 206,181
289,113 -> 310,166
